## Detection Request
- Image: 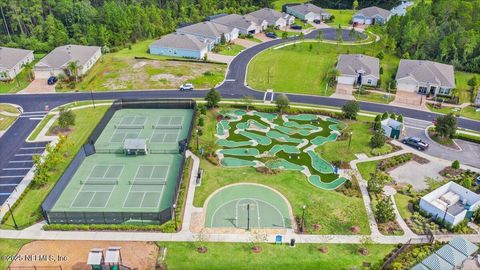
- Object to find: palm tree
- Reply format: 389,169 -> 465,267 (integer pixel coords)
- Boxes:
66,60 -> 80,82
21,62 -> 34,81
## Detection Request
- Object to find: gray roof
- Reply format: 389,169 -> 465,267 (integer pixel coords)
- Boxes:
434,245 -> 467,267
150,33 -> 209,51
212,14 -> 258,30
176,21 -> 235,39
288,3 -> 330,16
35,45 -> 100,69
396,59 -> 456,88
421,254 -> 454,270
355,6 -> 391,19
0,47 -> 33,71
336,54 -> 380,78
247,8 -> 290,25
448,237 -> 479,257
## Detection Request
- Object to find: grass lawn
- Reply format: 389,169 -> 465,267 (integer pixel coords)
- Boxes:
160,242 -> 394,270
55,39 -> 226,92
427,104 -> 480,121
454,71 -> 480,104
215,43 -> 245,56
356,160 -> 379,180
0,54 -> 45,94
0,239 -> 30,269
273,0 -> 309,10
241,36 -> 262,43
1,106 -> 110,229
355,90 -> 394,104
325,9 -> 355,27
395,193 -> 414,220
0,103 -> 20,131
27,114 -> 54,141
247,42 -> 399,95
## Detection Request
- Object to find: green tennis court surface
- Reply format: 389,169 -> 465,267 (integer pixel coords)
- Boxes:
205,184 -> 292,229
51,108 -> 193,214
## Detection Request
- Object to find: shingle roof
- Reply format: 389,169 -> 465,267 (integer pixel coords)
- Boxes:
336,54 -> 380,78
0,47 -> 33,71
150,33 -> 208,51
288,3 -> 330,16
247,8 -> 290,25
35,45 -> 100,69
396,59 -> 456,88
212,14 -> 258,30
176,21 -> 235,39
355,6 -> 391,19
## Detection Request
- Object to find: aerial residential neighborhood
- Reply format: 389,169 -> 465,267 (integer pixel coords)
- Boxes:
0,0 -> 480,269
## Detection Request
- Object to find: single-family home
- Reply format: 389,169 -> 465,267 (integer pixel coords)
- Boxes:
475,92 -> 480,106
212,14 -> 267,35
352,6 -> 392,25
285,3 -> 331,22
0,47 -> 34,81
390,1 -> 414,16
176,21 -> 239,50
395,59 -> 456,97
34,45 -> 101,79
335,54 -> 380,87
149,33 -> 209,60
247,8 -> 294,29
419,181 -> 480,226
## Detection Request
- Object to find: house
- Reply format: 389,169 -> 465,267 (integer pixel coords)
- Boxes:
34,45 -> 101,79
0,47 -> 34,81
149,33 -> 209,60
475,92 -> 480,106
212,14 -> 267,35
390,1 -> 414,16
247,8 -> 294,29
395,60 -> 456,97
335,54 -> 380,87
419,181 -> 480,226
285,3 -> 331,22
381,118 -> 403,139
176,21 -> 239,50
353,6 -> 392,25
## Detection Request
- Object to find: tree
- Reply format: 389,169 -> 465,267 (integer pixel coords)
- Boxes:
467,76 -> 478,102
435,113 -> 457,138
299,32 -> 304,41
58,107 -> 76,129
390,112 -> 396,119
220,33 -> 226,45
242,95 -> 254,111
352,0 -> 359,10
325,67 -> 340,86
375,196 -> 395,223
374,115 -> 382,131
376,51 -> 384,60
367,170 -> 391,195
452,160 -> 460,169
370,130 -> 386,148
342,100 -> 359,120
205,88 -> 221,108
32,154 -> 49,188
336,24 -> 343,44
381,112 -> 389,120
397,114 -> 403,122
282,31 -> 288,39
275,93 -> 289,114
66,60 -> 80,82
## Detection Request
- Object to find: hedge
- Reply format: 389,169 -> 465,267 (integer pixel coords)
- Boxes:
454,132 -> 480,144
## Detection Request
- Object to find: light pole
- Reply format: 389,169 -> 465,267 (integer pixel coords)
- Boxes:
442,205 -> 450,229
173,203 -> 177,231
301,205 -> 306,233
90,89 -> 96,108
196,129 -> 199,150
7,204 -> 18,230
348,132 -> 353,150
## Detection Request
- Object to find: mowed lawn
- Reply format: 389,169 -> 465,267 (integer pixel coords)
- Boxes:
273,0 -> 309,10
0,103 -> 20,131
0,239 -> 31,269
56,39 -> 226,92
326,9 -> 355,27
247,42 -> 399,95
160,242 -> 394,270
1,106 -> 110,229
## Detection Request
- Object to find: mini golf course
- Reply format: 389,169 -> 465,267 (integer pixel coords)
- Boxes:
215,110 -> 347,190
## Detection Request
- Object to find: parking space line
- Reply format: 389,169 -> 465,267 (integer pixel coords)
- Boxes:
0,175 -> 25,178
14,153 -> 36,157
3,168 -> 31,171
0,193 -> 11,196
20,147 -> 45,150
0,184 -> 18,187
23,111 -> 47,114
8,160 -> 32,163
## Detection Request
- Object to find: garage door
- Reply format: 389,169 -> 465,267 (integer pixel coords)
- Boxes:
337,76 -> 355,85
365,18 -> 372,25
34,70 -> 53,79
352,18 -> 365,24
397,83 -> 417,93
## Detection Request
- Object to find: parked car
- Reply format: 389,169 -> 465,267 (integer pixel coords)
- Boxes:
474,176 -> 480,186
47,76 -> 58,85
290,24 -> 302,30
313,19 -> 321,24
401,137 -> 429,151
352,22 -> 358,27
265,32 -> 277,38
179,83 -> 194,91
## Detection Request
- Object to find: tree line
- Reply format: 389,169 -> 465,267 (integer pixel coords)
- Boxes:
0,0 -> 272,52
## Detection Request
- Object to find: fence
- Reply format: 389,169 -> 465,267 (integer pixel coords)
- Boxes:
41,98 -> 196,225
381,232 -> 434,270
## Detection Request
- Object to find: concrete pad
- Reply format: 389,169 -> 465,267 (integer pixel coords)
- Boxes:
331,83 -> 356,100
206,52 -> 235,64
233,38 -> 259,48
19,79 -> 56,94
390,91 -> 427,111
389,160 -> 445,191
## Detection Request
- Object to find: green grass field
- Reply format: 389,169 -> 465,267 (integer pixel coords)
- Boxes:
394,193 -> 414,220
454,71 -> 480,104
0,239 -> 30,269
216,43 -> 245,56
247,42 -> 399,95
427,104 -> 480,121
356,160 -> 379,180
160,242 -> 394,270
326,9 -> 355,27
355,90 -> 394,104
273,0 -> 309,10
0,104 -> 20,131
1,106 -> 110,229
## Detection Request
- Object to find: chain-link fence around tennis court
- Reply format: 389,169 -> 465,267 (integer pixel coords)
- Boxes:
41,99 -> 196,225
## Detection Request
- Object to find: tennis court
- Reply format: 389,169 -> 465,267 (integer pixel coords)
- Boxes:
205,184 -> 293,229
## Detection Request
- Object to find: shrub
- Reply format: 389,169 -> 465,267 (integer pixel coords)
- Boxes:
370,130 -> 386,148
342,100 -> 359,119
381,112 -> 389,120
452,160 -> 460,169
58,107 -> 76,129
377,51 -> 384,60
197,117 -> 204,126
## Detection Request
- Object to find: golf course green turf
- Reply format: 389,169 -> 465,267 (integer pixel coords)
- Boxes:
216,110 -> 347,190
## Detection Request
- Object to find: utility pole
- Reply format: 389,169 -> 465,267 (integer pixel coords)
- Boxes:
90,90 -> 96,108
7,204 -> 18,229
0,5 -> 11,41
246,204 -> 250,231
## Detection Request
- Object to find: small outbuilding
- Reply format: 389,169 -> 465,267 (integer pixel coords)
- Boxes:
381,118 -> 403,139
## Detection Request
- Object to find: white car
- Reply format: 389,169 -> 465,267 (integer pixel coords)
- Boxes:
179,83 -> 194,91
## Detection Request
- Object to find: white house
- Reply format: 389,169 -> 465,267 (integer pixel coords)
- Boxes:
212,14 -> 267,35
149,33 -> 210,60
395,59 -> 456,97
0,47 -> 34,81
247,8 -> 294,29
390,1 -> 414,16
335,54 -> 380,87
285,3 -> 331,22
176,21 -> 239,50
352,6 -> 392,25
34,45 -> 101,79
475,92 -> 480,106
419,181 -> 480,226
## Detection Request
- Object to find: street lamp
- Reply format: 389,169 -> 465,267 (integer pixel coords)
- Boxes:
173,203 -> 178,232
442,205 -> 450,229
196,129 -> 199,150
90,89 -> 96,108
301,205 -> 306,233
7,204 -> 18,230
348,132 -> 353,150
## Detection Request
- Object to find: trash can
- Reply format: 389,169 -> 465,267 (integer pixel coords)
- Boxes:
290,238 -> 295,247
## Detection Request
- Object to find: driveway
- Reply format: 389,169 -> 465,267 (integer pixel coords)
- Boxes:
206,52 -> 235,64
233,38 -> 260,48
390,91 -> 427,111
19,79 -> 56,94
331,83 -> 355,100
403,118 -> 480,168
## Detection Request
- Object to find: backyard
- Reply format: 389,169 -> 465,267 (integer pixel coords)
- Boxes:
325,9 -> 355,27
55,39 -> 226,92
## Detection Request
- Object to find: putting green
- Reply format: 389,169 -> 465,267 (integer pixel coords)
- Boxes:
216,109 -> 347,190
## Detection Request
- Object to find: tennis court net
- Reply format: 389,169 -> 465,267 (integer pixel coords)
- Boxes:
152,125 -> 182,129
114,125 -> 145,129
129,180 -> 167,185
80,180 -> 119,185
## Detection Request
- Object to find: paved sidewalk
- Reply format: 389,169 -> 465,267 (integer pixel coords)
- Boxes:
181,151 -> 203,233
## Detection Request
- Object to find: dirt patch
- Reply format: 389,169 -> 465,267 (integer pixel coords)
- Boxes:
9,240 -> 158,270
133,61 -> 147,69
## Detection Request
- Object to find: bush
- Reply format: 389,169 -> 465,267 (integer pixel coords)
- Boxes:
381,112 -> 389,120
342,100 -> 359,119
58,107 -> 76,129
377,51 -> 385,60
452,160 -> 460,169
198,117 -> 204,126
370,130 -> 386,148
